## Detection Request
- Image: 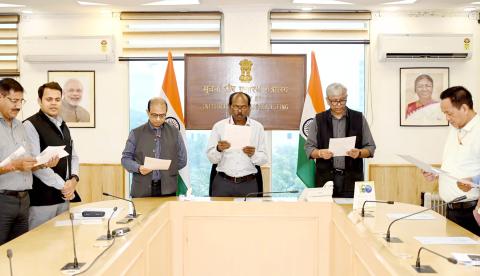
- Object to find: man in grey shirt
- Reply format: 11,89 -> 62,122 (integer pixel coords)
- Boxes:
304,83 -> 376,198
0,78 -> 58,245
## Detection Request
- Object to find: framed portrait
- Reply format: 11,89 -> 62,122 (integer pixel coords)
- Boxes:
400,67 -> 449,127
48,70 -> 95,128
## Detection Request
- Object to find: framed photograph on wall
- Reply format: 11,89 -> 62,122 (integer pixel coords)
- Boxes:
48,70 -> 95,128
400,67 -> 449,127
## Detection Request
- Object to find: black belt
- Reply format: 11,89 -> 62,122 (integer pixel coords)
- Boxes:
333,169 -> 345,176
218,172 -> 256,184
0,190 -> 28,198
447,200 -> 477,210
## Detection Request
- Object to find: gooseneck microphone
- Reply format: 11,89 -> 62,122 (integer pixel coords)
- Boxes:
385,195 -> 467,243
413,246 -> 457,273
244,190 -> 299,201
7,249 -> 13,276
361,200 -> 394,217
61,213 -> 85,271
107,207 -> 118,240
102,192 -> 139,218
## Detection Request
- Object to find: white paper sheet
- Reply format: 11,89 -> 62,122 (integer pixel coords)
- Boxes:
387,213 -> 436,220
35,146 -> 69,166
452,252 -> 480,266
328,136 -> 356,157
144,157 -> 171,170
398,154 -> 479,187
333,198 -> 354,205
223,124 -> 252,150
0,146 -> 26,167
414,236 -> 479,245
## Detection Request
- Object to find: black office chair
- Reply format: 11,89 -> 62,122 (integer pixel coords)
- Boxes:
209,164 -> 263,196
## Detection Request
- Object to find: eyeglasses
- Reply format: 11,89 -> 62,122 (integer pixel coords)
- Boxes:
5,96 -> 26,105
149,113 -> 166,119
231,105 -> 249,111
327,98 -> 347,105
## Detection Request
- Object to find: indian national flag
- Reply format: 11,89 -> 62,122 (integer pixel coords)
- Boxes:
161,51 -> 191,196
296,52 -> 325,188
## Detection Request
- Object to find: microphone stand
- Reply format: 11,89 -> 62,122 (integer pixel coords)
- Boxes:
103,192 -> 140,219
61,213 -> 85,272
412,246 -> 457,273
244,190 -> 299,201
97,207 -> 118,241
385,195 -> 466,243
7,249 -> 13,276
361,200 -> 394,217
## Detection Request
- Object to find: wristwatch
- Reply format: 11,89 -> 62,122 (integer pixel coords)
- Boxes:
70,174 -> 80,182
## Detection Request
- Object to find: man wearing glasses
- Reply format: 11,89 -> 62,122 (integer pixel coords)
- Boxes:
207,92 -> 268,196
304,83 -> 376,198
0,78 -> 58,245
121,97 -> 187,197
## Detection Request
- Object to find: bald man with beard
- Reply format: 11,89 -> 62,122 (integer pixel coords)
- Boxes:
60,78 -> 90,123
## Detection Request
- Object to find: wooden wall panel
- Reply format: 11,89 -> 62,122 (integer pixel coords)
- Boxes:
368,164 -> 439,205
77,164 -> 125,203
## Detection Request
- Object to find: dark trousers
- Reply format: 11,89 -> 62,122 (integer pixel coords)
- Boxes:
447,205 -> 480,236
0,193 -> 30,245
211,174 -> 258,197
150,181 -> 176,197
333,174 -> 354,198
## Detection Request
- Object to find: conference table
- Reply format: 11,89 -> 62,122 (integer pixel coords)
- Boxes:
0,197 -> 478,275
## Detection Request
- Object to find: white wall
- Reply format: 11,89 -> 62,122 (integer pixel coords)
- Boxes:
15,9 -> 480,166
369,12 -> 480,164
18,13 -> 129,164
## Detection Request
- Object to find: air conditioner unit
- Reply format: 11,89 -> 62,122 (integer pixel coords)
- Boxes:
378,33 -> 472,61
22,35 -> 115,63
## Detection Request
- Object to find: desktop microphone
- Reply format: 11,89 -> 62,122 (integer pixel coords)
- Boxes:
385,195 -> 467,243
102,192 -> 139,218
6,249 -> 13,276
361,200 -> 394,217
61,213 -> 85,271
107,207 -> 118,240
244,190 -> 299,201
412,246 -> 457,273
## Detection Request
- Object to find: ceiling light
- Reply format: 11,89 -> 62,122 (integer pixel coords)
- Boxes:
22,10 -> 33,14
0,3 -> 25,8
292,0 -> 352,4
77,1 -> 109,6
464,6 -> 478,11
383,0 -> 416,4
383,6 -> 400,11
143,0 -> 200,5
471,2 -> 480,4
301,7 -> 313,11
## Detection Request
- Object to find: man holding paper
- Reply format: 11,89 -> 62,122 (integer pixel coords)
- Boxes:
23,82 -> 81,229
423,86 -> 480,236
305,83 -> 376,198
207,92 -> 268,196
0,78 -> 50,245
121,98 -> 187,197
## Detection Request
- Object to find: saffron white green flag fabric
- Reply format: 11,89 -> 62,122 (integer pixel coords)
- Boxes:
296,52 -> 325,188
161,51 -> 191,195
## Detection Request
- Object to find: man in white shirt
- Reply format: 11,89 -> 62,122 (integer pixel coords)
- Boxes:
206,92 -> 268,197
424,86 -> 480,236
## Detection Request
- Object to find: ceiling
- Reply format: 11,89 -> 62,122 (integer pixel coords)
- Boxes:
0,0 -> 478,14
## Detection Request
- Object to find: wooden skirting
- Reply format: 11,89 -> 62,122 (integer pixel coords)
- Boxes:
77,164 -> 125,203
368,164 -> 439,205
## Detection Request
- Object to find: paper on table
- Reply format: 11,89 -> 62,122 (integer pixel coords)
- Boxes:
387,213 -> 435,220
144,157 -> 171,170
35,146 -> 69,166
0,146 -> 26,167
452,252 -> 480,266
223,124 -> 252,150
397,154 -> 479,187
328,136 -> 356,157
414,236 -> 479,245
